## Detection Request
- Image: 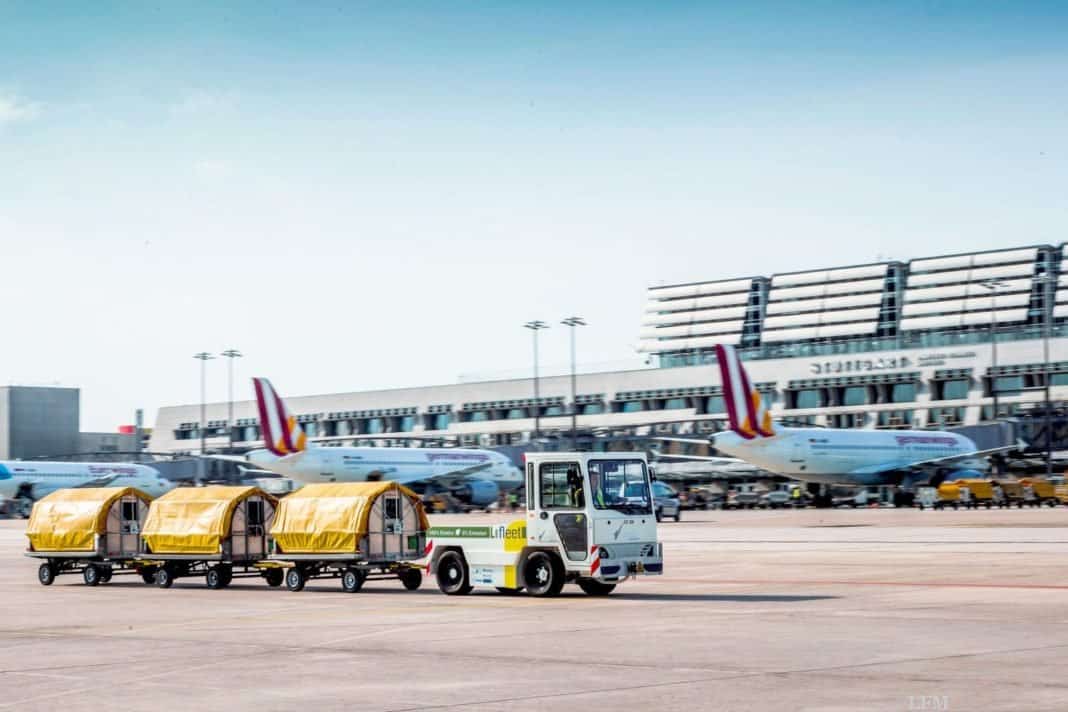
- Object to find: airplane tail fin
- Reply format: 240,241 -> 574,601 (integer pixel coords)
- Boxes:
252,377 -> 308,456
714,344 -> 775,439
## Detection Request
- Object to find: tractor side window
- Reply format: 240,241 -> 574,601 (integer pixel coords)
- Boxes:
121,500 -> 138,522
526,463 -> 535,510
540,462 -> 584,509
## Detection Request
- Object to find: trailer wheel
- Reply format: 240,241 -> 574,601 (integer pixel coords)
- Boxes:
578,579 -> 616,596
38,562 -> 56,586
399,568 -> 422,591
99,566 -> 113,583
341,568 -> 365,593
206,566 -> 226,590
285,567 -> 306,592
523,551 -> 564,597
435,551 -> 472,595
139,566 -> 158,585
83,564 -> 102,587
264,569 -> 284,587
218,565 -> 233,587
155,566 -> 174,589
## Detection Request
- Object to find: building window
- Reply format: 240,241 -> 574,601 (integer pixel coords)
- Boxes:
663,398 -> 689,410
543,405 -> 564,416
468,411 -> 488,422
939,379 -> 969,400
1052,373 -> 1068,386
795,389 -> 823,409
841,386 -> 869,407
433,413 -> 450,430
398,416 -> 415,432
876,410 -> 913,429
620,401 -> 644,413
581,403 -> 604,415
890,383 -> 916,403
705,395 -> 725,414
993,375 -> 1024,396
365,418 -> 384,433
506,408 -> 527,419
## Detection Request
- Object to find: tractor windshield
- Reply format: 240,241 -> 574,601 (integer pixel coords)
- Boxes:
588,459 -> 652,514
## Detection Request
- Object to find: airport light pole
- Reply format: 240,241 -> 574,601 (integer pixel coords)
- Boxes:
193,352 -> 214,455
1037,273 -> 1055,479
980,279 -> 1007,419
221,349 -> 243,452
561,316 -> 587,449
524,321 -> 549,441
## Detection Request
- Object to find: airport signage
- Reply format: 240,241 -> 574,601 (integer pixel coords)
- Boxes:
810,356 -> 910,375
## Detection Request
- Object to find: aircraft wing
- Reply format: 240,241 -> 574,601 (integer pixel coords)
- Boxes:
73,475 -> 120,488
846,439 -> 1027,476
386,462 -> 495,488
901,439 -> 1028,468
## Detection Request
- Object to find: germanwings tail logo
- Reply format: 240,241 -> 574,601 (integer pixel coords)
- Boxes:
252,377 -> 308,456
714,344 -> 775,439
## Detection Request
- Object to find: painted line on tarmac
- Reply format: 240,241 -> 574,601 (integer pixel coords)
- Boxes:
665,577 -> 1068,590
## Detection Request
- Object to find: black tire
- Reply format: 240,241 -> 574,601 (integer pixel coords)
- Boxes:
38,562 -> 56,586
218,565 -> 233,587
435,551 -> 472,595
99,566 -> 113,583
674,509 -> 681,522
139,565 -> 158,585
655,509 -> 663,523
83,564 -> 101,587
523,551 -> 564,597
341,568 -> 365,593
577,579 -> 616,596
399,568 -> 422,591
206,566 -> 225,590
285,567 -> 305,592
156,566 -> 174,589
264,569 -> 284,587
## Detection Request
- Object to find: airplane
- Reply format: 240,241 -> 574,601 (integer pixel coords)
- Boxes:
0,461 -> 176,518
244,377 -> 524,507
681,344 -> 1024,502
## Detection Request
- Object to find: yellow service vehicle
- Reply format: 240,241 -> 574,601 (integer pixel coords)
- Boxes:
268,481 -> 428,593
425,452 -> 663,597
1019,478 -> 1060,507
25,487 -> 154,586
934,479 -> 995,509
141,485 -> 278,589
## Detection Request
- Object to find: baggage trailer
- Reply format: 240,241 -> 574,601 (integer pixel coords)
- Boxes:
425,452 -> 664,597
25,487 -> 156,586
140,485 -> 278,589
267,481 -> 429,593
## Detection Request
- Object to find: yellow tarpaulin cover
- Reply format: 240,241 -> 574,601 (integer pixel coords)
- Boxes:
142,485 -> 272,555
25,487 -> 152,553
270,481 -> 429,554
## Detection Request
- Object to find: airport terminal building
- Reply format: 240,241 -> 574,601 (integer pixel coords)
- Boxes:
151,244 -> 1068,460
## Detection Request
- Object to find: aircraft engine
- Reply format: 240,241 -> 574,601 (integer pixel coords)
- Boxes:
453,479 -> 500,507
943,469 -> 986,482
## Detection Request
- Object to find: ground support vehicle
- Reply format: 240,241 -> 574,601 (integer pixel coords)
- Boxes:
933,480 -> 994,509
25,487 -> 156,586
425,453 -> 663,597
1019,478 -> 1059,507
140,485 -> 278,589
267,482 -> 428,593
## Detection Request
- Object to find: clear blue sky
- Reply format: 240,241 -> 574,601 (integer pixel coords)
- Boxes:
1,2 -> 1066,430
